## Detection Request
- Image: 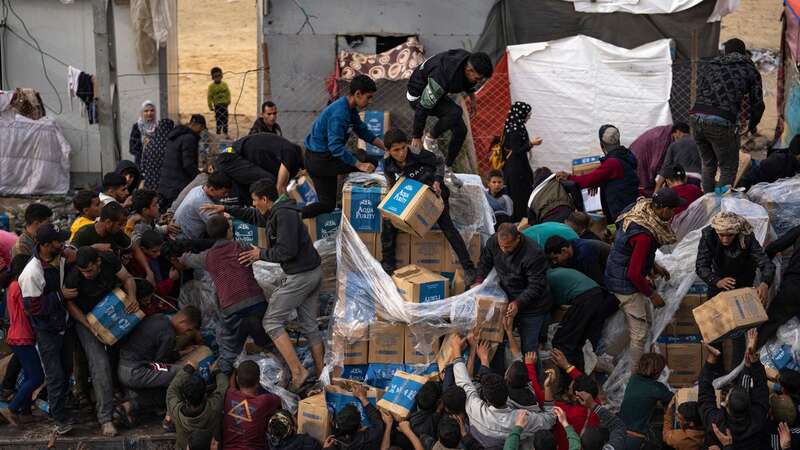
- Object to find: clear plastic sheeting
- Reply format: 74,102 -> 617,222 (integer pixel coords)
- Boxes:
235,354 -> 301,413
601,194 -> 773,410
178,278 -> 221,333
447,174 -> 497,238
747,175 -> 800,238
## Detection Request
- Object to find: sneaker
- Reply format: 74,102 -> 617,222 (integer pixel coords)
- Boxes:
444,166 -> 463,189
54,422 -> 74,435
422,134 -> 439,153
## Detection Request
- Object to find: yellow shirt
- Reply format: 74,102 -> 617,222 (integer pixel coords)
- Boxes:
69,216 -> 95,241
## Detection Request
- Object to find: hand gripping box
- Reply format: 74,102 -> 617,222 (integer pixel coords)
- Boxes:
87,288 -> 145,345
379,177 -> 444,238
692,288 -> 767,343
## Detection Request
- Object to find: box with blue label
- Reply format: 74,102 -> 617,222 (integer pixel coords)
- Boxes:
379,177 -> 444,238
377,370 -> 429,418
180,346 -> 215,383
392,264 -> 449,304
368,322 -> 406,364
288,175 -> 318,207
87,288 -> 145,345
334,272 -> 377,339
358,110 -> 390,155
692,288 -> 767,344
410,231 -> 445,272
343,182 -> 386,233
404,329 -> 441,365
332,335 -> 369,365
365,363 -> 406,389
304,209 -> 342,241
572,155 -> 602,176
325,383 -> 383,427
297,394 -> 331,444
232,219 -> 267,247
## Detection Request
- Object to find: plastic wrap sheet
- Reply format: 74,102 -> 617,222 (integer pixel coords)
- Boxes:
447,174 -> 496,238
600,194 -> 772,410
253,261 -> 285,301
314,237 -> 338,317
747,176 -> 800,238
672,192 -> 774,243
0,114 -> 71,195
178,279 -> 221,332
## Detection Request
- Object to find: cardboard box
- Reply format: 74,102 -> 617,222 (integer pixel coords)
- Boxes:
365,363 -> 406,389
674,387 -> 698,406
410,231 -> 445,272
377,370 -> 430,418
665,292 -> 706,336
572,156 -> 602,176
358,111 -> 390,155
297,394 -> 331,444
443,233 -> 481,273
440,269 -> 466,296
325,383 -> 383,426
288,175 -> 318,207
179,345 -> 215,383
304,209 -> 342,242
333,272 -> 376,340
332,335 -> 369,365
396,232 -> 411,268
404,329 -> 441,365
368,322 -> 406,364
357,231 -> 381,259
232,219 -> 267,247
343,182 -> 385,233
87,288 -> 145,345
474,295 -> 508,343
379,177 -> 444,238
437,333 -> 463,372
392,264 -> 449,303
692,288 -> 768,343
659,342 -> 703,387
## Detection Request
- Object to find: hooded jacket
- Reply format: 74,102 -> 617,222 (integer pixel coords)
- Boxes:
159,125 -> 200,201
116,159 -> 142,195
166,365 -> 229,450
18,246 -> 69,333
329,402 -> 384,450
692,52 -> 765,131
695,226 -> 775,299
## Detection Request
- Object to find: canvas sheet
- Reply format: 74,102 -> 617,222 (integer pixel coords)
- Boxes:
563,0 -> 738,21
0,113 -> 71,195
507,35 -> 673,172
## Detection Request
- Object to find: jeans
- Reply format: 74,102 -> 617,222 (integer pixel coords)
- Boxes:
75,322 -> 115,424
263,267 -> 322,345
690,114 -> 740,192
489,312 -> 548,374
35,329 -> 69,424
410,96 -> 467,167
218,301 -> 269,374
118,364 -> 182,413
8,345 -> 44,414
552,288 -> 618,373
1,353 -> 21,391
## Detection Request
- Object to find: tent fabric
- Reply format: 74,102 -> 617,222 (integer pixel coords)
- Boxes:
337,37 -> 425,82
473,0 -> 721,62
507,35 -> 673,172
0,112 -> 71,195
563,0 -> 738,21
471,53 -> 510,175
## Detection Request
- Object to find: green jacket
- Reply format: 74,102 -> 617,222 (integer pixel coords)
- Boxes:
167,365 -> 229,450
503,425 -> 580,450
207,81 -> 231,108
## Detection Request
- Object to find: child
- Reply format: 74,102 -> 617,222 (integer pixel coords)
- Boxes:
325,384 -> 384,450
70,190 -> 102,242
12,203 -> 52,258
664,164 -> 702,217
222,360 -> 282,450
207,67 -> 230,139
392,381 -> 442,448
380,129 -> 476,284
100,172 -> 132,207
619,353 -> 674,449
166,362 -> 229,450
485,169 -> 514,226
130,230 -> 180,303
564,211 -> 601,241
662,398 -> 704,450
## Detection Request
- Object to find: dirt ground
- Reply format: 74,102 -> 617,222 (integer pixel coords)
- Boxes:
177,0 -> 259,140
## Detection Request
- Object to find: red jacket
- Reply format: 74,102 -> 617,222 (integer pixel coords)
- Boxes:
6,281 -> 34,346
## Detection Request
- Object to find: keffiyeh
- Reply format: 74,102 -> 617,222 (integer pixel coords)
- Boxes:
617,197 -> 677,246
711,211 -> 753,248
503,101 -> 531,142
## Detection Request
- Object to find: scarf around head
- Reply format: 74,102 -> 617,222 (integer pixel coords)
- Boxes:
617,198 -> 677,246
711,211 -> 753,248
137,100 -> 158,137
503,101 -> 531,142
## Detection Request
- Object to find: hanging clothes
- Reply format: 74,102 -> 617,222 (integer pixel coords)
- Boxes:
67,66 -> 81,111
75,72 -> 97,124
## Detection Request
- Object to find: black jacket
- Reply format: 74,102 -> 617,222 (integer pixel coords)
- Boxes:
329,403 -> 384,450
766,224 -> 800,284
739,150 -> 800,190
476,234 -> 553,315
695,226 -> 775,298
699,360 -> 769,449
384,149 -> 444,189
225,198 -> 320,275
249,118 -> 282,136
267,434 -> 321,450
159,125 -> 200,201
233,133 -> 303,178
116,159 -> 142,196
692,53 -> 765,131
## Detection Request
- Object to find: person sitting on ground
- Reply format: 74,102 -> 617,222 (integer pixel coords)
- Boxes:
520,220 -> 578,249
250,100 -> 282,136
527,167 -> 576,225
739,134 -> 800,191
204,179 -> 324,390
267,409 -> 322,450
324,384 -> 384,450
663,164 -> 703,217
166,359 -> 229,450
100,171 -> 132,207
619,353 -> 674,449
222,360 -> 282,450
662,398 -> 704,450
696,211 -> 774,363
12,203 -> 52,258
179,216 -> 270,377
71,201 -> 132,255
485,169 -> 514,226
555,125 -> 639,223
70,190 -> 101,242
655,122 -> 702,192
116,306 -> 202,423
700,329 -> 769,449
564,211 -> 601,241
174,172 -> 233,240
545,235 -> 611,287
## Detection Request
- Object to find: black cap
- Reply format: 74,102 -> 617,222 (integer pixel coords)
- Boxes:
652,188 -> 687,208
35,224 -> 69,244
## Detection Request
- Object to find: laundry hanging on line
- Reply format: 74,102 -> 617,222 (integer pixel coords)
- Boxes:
67,66 -> 98,124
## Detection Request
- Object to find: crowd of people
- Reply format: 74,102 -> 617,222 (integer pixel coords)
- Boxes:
0,35 -> 797,450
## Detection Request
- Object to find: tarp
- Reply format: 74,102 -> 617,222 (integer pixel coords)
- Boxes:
507,35 -> 673,172
562,0 -> 739,21
474,0 -> 721,62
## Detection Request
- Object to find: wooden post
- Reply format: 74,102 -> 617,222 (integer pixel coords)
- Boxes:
92,0 -> 119,174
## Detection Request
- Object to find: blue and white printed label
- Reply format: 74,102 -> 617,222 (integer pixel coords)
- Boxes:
381,373 -> 424,413
233,219 -> 257,247
315,210 -> 342,240
363,110 -> 387,155
91,291 -> 142,341
348,186 -> 383,232
381,178 -> 425,216
419,280 -> 446,303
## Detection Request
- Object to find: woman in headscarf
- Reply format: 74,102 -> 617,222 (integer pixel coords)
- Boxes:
129,101 -> 157,168
696,211 -> 775,363
131,101 -> 175,190
501,101 -> 542,221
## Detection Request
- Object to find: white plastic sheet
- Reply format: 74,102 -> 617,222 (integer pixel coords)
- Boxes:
747,175 -> 800,238
562,0 -> 739,21
507,36 -> 673,172
0,113 -> 71,195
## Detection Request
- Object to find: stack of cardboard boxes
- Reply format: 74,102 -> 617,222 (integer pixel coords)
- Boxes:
657,283 -> 708,387
343,180 -> 387,257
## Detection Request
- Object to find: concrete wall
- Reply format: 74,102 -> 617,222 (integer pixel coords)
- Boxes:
1,0 -> 161,185
263,0 -> 492,143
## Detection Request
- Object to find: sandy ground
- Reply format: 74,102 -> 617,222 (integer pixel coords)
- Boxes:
177,0 -> 259,140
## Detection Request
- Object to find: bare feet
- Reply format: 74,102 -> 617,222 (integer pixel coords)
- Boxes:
0,407 -> 18,426
102,421 -> 118,437
290,367 -> 310,393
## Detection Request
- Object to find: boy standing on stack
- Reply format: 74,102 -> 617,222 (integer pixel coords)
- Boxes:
208,67 -> 231,139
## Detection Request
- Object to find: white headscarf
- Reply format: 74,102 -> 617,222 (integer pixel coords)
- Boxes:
137,100 -> 158,137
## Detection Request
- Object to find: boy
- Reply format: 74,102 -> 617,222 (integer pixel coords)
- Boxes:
207,67 -> 231,138
70,190 -> 101,241
127,189 -> 171,285
324,384 -> 384,449
662,398 -> 704,450
167,361 -> 229,450
100,172 -> 132,207
12,203 -> 52,258
380,128 -> 477,284
131,230 -> 180,303
222,360 -> 282,450
174,172 -> 232,240
72,202 -> 132,255
484,169 -> 513,225
564,211 -> 601,241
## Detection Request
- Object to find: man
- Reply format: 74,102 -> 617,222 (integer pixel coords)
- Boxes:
174,172 -> 232,240
117,307 -> 202,419
71,202 -> 132,255
655,122 -> 702,191
738,134 -> 800,191
545,235 -> 611,287
99,172 -> 131,207
758,222 -> 800,347
159,114 -> 206,209
222,360 -> 282,450
473,223 -> 552,354
407,49 -> 493,187
63,246 -> 139,437
18,224 -> 73,435
302,74 -> 386,218
12,203 -> 52,258
556,125 -> 639,224
604,188 -> 683,369
628,124 -> 673,196
204,179 -> 323,391
249,101 -> 282,135
691,38 -> 764,193
216,132 -> 303,202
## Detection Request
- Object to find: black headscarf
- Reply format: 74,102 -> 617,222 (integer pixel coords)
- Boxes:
503,101 -> 531,143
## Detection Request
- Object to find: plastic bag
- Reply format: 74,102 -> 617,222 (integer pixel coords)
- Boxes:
253,261 -> 285,300
236,354 -> 301,413
747,175 -> 800,238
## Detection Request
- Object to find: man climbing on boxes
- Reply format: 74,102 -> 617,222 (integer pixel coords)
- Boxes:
379,128 -> 477,284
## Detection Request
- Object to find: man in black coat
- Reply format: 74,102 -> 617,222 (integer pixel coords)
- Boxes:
158,114 -> 206,210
